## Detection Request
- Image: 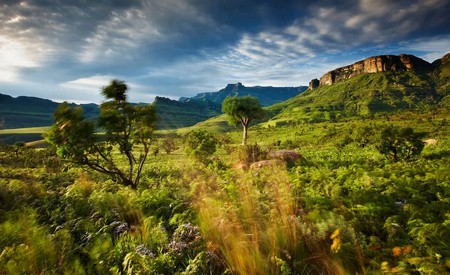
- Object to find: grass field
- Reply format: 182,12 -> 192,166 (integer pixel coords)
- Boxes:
0,127 -> 49,145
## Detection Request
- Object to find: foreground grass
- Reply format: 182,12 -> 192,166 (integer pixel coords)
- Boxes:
0,109 -> 449,274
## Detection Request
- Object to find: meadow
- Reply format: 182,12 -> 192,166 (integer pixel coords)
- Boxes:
0,109 -> 449,274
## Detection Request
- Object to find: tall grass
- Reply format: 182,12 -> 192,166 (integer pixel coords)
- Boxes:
193,166 -> 350,274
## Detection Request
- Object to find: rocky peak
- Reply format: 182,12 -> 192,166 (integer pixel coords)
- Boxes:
318,54 -> 434,86
432,53 -> 450,67
309,79 -> 319,90
224,82 -> 244,91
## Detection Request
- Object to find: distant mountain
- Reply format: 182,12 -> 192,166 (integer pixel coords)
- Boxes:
268,53 -> 450,124
0,94 -> 98,129
180,82 -> 307,106
153,96 -> 222,130
154,83 -> 307,129
1,82 -> 306,130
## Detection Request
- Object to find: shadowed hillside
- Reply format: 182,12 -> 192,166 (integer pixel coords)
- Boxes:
0,94 -> 98,129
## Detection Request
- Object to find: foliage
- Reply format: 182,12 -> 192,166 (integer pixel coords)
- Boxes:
161,136 -> 178,154
184,129 -> 218,163
46,79 -> 156,188
1,107 -> 449,274
222,96 -> 265,145
237,143 -> 268,166
13,141 -> 26,157
376,126 -> 426,161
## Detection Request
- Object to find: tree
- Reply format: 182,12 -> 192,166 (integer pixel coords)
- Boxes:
185,130 -> 218,163
222,96 -> 265,145
46,79 -> 156,189
161,136 -> 178,154
376,126 -> 426,162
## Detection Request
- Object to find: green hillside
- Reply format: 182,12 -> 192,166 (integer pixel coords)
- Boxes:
265,60 -> 449,126
0,94 -> 98,129
153,97 -> 222,130
155,83 -> 306,130
186,53 -> 449,132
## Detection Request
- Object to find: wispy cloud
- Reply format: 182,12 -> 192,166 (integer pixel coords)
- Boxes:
0,0 -> 449,102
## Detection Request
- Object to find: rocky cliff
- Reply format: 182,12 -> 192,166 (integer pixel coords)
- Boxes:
318,54 -> 434,86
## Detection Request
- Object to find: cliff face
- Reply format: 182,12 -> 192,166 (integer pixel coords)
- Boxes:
319,54 -> 434,86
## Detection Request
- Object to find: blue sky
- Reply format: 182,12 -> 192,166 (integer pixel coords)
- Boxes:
1,0 -> 449,103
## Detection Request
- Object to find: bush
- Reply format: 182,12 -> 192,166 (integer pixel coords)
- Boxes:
237,143 -> 267,166
376,126 -> 426,161
184,130 -> 218,163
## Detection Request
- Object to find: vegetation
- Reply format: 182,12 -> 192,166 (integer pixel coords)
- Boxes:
222,96 -> 265,145
184,129 -> 218,163
46,80 -> 156,189
1,56 -> 449,273
376,126 -> 426,161
1,105 -> 448,274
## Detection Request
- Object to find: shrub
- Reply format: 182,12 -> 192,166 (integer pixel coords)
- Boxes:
376,126 -> 426,161
237,143 -> 267,166
161,136 -> 178,154
184,130 -> 218,163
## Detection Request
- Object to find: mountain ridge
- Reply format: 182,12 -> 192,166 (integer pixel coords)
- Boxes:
266,52 -> 450,125
309,53 -> 440,89
0,83 -> 306,130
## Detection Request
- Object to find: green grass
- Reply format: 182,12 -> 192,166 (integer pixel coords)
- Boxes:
0,127 -> 50,134
265,70 -> 446,126
0,127 -> 49,145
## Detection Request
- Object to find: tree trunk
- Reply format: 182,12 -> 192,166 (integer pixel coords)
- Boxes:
242,123 -> 248,145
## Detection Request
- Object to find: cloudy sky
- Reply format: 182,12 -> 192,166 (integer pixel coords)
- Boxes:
1,0 -> 449,103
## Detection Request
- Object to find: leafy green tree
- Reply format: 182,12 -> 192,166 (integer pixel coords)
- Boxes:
222,96 -> 265,145
376,126 -> 426,161
185,130 -> 218,162
46,79 -> 156,189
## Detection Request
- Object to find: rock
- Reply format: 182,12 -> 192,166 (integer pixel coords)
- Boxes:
249,159 -> 284,169
319,54 -> 434,86
233,162 -> 249,170
309,79 -> 320,90
424,138 -> 438,145
268,150 -> 303,162
136,244 -> 154,257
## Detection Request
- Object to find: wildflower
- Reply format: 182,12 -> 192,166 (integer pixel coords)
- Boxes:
330,229 -> 341,253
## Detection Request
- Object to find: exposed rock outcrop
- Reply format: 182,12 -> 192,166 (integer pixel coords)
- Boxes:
432,53 -> 450,67
318,54 -> 434,86
267,150 -> 304,162
309,79 -> 320,90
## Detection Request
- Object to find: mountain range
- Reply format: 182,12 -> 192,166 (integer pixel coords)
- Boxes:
1,52 -> 449,133
0,83 -> 307,130
154,83 -> 306,129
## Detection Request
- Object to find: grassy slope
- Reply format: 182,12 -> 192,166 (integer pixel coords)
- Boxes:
153,97 -> 222,130
264,69 -> 446,126
0,127 -> 49,145
0,94 -> 99,129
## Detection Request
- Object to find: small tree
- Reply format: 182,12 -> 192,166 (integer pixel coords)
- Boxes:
161,136 -> 178,154
222,96 -> 265,145
376,126 -> 426,162
185,130 -> 218,163
46,79 -> 156,189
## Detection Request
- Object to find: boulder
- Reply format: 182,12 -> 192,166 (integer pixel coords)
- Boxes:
249,159 -> 284,169
268,150 -> 303,162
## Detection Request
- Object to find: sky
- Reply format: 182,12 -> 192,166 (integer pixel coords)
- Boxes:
1,0 -> 450,104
